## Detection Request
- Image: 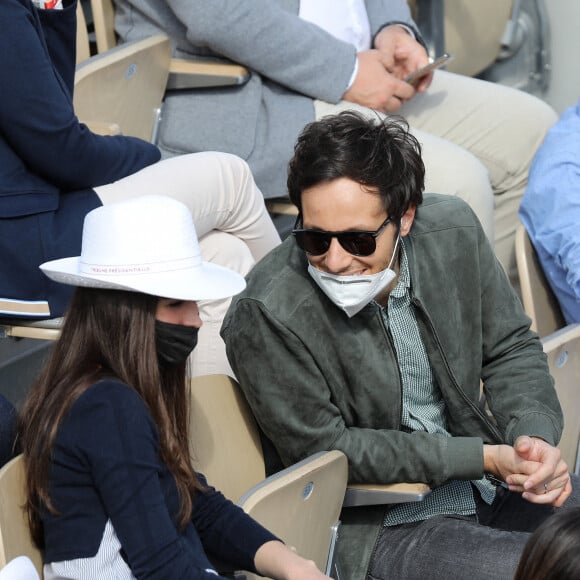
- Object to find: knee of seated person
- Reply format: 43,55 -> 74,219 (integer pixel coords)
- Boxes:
520,93 -> 559,131
198,230 -> 255,277
424,148 -> 494,241
502,93 -> 558,156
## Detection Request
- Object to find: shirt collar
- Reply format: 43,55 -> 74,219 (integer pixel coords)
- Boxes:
390,239 -> 411,299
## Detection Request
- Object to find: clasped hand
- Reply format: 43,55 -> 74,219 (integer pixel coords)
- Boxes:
484,436 -> 571,507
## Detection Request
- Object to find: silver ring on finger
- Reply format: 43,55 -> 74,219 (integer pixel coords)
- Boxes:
544,482 -> 549,494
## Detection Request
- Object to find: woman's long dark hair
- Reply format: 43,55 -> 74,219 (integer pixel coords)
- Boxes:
19,287 -> 202,547
514,507 -> 580,580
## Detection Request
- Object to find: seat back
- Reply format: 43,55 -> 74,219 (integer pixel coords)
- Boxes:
0,456 -> 43,577
239,451 -> 347,580
76,1 -> 91,63
542,324 -> 580,475
73,35 -> 171,142
189,374 -> 347,579
91,0 -> 117,53
444,0 -> 512,76
516,224 -> 565,337
0,318 -> 61,341
188,375 -> 266,503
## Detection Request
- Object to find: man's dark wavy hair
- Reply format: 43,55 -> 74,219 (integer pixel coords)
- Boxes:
287,111 -> 425,220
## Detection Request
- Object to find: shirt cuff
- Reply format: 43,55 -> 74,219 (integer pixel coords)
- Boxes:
394,23 -> 416,40
372,20 -> 427,52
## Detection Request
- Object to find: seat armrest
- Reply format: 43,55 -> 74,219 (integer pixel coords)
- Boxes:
541,323 -> 580,475
343,482 -> 431,507
541,323 -> 580,351
265,198 -> 298,216
0,317 -> 63,340
167,58 -> 250,90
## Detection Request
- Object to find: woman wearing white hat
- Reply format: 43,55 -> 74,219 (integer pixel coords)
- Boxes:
19,195 -> 329,580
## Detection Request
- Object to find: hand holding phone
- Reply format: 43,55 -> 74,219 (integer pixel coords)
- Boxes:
404,53 -> 454,87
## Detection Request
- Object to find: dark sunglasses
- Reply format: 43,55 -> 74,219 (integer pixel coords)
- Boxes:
292,215 -> 393,256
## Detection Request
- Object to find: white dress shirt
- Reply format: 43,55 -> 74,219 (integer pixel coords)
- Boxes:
299,0 -> 371,52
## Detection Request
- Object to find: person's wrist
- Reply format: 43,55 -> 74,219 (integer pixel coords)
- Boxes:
483,444 -> 498,474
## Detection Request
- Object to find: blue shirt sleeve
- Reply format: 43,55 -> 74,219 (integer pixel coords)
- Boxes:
519,100 -> 580,323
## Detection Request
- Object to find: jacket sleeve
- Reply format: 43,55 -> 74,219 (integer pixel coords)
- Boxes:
474,206 -> 564,446
191,474 -> 278,574
223,298 -> 484,487
162,0 -> 363,103
365,0 -> 419,38
0,0 -> 159,192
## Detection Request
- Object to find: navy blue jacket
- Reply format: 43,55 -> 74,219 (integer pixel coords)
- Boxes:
0,0 -> 160,318
44,380 -> 277,578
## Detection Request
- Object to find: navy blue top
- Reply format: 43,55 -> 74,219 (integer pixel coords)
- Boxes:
0,0 -> 160,318
43,380 -> 277,578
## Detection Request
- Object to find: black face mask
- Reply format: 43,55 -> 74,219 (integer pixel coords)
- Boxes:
155,320 -> 199,366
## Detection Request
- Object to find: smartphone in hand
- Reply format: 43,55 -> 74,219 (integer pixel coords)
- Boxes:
405,53 -> 454,87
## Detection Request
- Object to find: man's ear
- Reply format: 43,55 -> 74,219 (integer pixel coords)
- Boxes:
400,205 -> 416,237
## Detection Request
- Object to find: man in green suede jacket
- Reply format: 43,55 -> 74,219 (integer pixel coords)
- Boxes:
222,112 -> 579,580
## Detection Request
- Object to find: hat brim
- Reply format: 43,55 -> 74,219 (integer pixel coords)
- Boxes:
40,256 -> 246,301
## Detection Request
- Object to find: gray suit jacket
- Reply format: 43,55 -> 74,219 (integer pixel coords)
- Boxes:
115,0 -> 417,197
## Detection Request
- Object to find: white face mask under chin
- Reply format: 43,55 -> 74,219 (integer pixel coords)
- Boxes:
308,236 -> 400,318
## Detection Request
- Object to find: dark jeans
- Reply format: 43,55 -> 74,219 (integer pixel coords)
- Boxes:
0,394 -> 16,468
368,474 -> 580,580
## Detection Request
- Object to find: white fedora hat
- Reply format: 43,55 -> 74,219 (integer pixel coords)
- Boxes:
40,195 -> 246,301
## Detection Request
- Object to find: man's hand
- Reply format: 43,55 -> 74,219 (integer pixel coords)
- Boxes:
507,436 -> 571,507
374,25 -> 432,92
484,437 -> 571,507
483,443 -> 542,484
343,50 -> 415,112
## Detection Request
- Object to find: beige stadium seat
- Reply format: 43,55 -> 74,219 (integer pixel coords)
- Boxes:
238,452 -> 347,579
75,1 -> 90,64
0,317 -> 61,342
444,0 -> 513,77
541,324 -> 580,475
515,223 -> 566,337
74,35 -> 172,142
189,374 -> 430,578
0,457 -> 43,578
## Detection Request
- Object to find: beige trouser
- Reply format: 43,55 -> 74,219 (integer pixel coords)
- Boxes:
316,70 -> 558,288
95,151 -> 281,377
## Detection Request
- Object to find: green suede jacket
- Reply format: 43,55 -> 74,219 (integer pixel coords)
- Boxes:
222,194 -> 562,579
